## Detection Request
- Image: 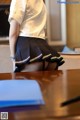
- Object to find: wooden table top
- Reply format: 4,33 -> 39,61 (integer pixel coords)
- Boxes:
0,69 -> 80,120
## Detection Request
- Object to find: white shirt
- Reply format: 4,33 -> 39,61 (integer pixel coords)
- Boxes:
8,0 -> 47,39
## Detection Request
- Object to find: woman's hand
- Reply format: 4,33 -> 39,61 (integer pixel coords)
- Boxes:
10,59 -> 16,72
12,61 -> 15,72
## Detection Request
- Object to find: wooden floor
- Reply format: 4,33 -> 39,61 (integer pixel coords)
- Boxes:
59,54 -> 80,70
0,45 -> 12,73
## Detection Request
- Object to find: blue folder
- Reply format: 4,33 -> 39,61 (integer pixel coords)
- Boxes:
0,80 -> 45,108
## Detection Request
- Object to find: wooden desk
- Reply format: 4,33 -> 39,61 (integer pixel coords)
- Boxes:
0,69 -> 80,120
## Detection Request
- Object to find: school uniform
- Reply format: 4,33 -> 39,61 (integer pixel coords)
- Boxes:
8,0 -> 64,72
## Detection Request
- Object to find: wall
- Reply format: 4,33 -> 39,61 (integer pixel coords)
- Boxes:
45,0 -> 66,46
67,4 -> 80,48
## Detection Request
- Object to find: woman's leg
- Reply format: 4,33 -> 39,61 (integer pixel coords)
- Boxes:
45,61 -> 58,71
21,61 -> 57,72
21,62 -> 43,72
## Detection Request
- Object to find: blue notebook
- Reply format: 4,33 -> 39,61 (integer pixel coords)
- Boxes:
0,80 -> 44,108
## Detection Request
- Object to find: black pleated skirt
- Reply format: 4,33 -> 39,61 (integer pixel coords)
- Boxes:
15,36 -> 64,69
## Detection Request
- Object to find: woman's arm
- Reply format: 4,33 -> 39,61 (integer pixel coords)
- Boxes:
9,19 -> 20,71
9,19 -> 20,58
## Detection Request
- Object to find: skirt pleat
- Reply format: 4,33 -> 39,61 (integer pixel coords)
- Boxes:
29,39 -> 42,62
15,36 -> 64,66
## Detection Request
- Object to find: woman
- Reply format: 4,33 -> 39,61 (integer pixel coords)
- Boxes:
8,0 -> 64,72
